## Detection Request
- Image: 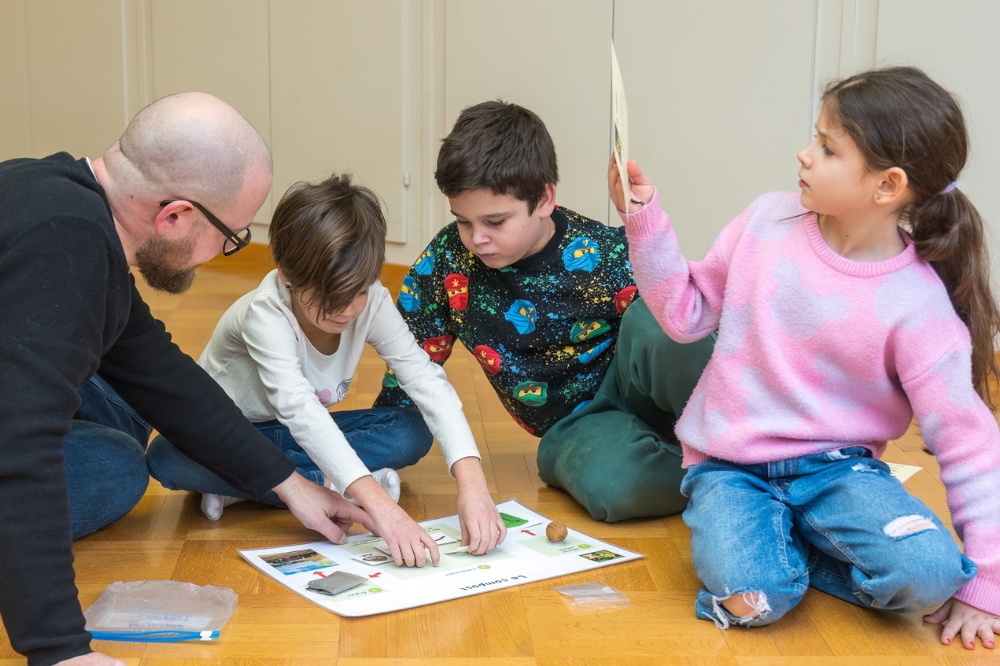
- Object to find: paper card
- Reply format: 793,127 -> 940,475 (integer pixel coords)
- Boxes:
579,549 -> 623,563
352,551 -> 393,566
259,548 -> 337,576
610,40 -> 630,205
370,527 -> 456,556
886,462 -> 922,483
500,512 -> 528,529
431,532 -> 457,546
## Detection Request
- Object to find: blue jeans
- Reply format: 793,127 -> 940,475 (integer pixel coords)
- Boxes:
681,447 -> 976,628
67,374 -> 152,539
146,407 -> 432,507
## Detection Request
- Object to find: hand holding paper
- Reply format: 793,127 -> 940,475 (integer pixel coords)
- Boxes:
608,157 -> 653,214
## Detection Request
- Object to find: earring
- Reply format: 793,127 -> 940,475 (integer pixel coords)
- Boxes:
876,195 -> 881,201
284,282 -> 292,290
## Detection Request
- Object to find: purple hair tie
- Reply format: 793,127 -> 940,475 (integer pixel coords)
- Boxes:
940,180 -> 958,195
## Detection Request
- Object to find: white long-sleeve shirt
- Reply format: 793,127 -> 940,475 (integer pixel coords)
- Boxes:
199,269 -> 481,492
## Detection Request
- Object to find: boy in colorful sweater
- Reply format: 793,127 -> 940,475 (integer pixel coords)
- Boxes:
374,101 -> 714,521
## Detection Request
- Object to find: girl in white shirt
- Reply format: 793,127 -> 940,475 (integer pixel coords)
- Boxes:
148,174 -> 505,566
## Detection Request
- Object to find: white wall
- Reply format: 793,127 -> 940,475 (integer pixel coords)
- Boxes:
614,0 -> 816,258
444,0 -> 613,225
875,1 -> 1000,267
2,0 -> 999,273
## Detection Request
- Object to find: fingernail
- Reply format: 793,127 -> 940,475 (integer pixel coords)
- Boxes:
944,638 -> 951,644
987,641 -> 994,648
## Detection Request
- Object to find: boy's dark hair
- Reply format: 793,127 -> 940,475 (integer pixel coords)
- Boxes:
435,100 -> 559,213
824,66 -> 1000,406
269,173 -> 386,314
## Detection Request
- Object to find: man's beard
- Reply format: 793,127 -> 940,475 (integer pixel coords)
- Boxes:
135,234 -> 198,294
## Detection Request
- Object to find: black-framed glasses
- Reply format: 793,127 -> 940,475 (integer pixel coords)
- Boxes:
160,199 -> 252,256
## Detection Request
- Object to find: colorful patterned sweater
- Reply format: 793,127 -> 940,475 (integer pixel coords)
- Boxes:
624,188 -> 1000,615
374,206 -> 636,436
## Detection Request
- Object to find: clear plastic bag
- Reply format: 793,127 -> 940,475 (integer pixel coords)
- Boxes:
553,580 -> 631,609
83,580 -> 238,642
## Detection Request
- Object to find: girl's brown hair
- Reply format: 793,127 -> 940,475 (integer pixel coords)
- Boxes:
269,173 -> 386,314
823,66 -> 1000,406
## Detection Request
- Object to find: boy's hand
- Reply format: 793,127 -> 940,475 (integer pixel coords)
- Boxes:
453,457 -> 506,555
346,475 -> 440,567
924,597 -> 1000,649
273,471 -> 376,544
608,155 -> 654,214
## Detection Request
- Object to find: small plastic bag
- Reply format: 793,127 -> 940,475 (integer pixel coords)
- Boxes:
83,580 -> 238,642
553,580 -> 631,609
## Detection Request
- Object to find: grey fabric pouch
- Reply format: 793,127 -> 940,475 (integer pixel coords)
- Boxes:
306,571 -> 368,597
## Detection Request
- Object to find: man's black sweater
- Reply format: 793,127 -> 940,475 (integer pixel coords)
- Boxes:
0,153 -> 296,666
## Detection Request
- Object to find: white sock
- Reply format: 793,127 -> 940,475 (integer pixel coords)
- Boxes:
200,493 -> 245,521
372,468 -> 401,503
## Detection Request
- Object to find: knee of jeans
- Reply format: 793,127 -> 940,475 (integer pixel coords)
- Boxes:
394,410 -> 433,466
145,434 -> 184,489
850,515 -> 973,612
870,539 -> 973,611
123,459 -> 151,506
112,444 -> 150,512
573,467 -> 661,523
701,588 -> 796,629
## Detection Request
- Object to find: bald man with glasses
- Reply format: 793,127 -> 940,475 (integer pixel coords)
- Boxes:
0,92 -> 375,666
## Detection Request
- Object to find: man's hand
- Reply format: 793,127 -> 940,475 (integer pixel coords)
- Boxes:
346,475 -> 440,567
56,653 -> 125,666
272,472 -> 375,544
924,597 -> 1000,649
608,155 -> 654,214
453,457 -> 506,555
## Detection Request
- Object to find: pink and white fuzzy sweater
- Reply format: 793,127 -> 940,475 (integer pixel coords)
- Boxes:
622,189 -> 1000,614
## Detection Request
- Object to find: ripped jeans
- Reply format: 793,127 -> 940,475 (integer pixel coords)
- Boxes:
681,447 -> 976,628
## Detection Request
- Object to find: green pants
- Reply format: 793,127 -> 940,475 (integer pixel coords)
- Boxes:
537,298 -> 715,522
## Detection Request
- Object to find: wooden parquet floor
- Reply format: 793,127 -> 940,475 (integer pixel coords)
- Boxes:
3,244 -> 996,665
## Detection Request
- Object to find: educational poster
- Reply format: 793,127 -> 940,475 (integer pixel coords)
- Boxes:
610,40 -> 631,205
239,500 -> 642,617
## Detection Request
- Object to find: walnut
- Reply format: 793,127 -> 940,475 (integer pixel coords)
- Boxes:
546,521 -> 568,543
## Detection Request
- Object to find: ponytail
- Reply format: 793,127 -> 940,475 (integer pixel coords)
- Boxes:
824,66 -> 1000,407
909,189 -> 1000,407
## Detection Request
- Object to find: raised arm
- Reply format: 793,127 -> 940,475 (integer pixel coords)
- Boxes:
609,158 -> 734,342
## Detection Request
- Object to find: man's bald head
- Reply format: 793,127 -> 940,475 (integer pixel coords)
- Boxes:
105,92 -> 272,213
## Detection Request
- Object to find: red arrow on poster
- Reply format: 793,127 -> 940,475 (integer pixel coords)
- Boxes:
521,529 -> 536,536
369,572 -> 382,579
313,571 -> 327,578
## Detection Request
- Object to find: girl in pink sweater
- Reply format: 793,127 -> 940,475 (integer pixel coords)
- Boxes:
611,67 -> 1000,649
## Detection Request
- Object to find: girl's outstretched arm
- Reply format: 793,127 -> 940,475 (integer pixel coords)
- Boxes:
902,335 -> 1000,642
608,157 -> 734,343
924,597 -> 1000,649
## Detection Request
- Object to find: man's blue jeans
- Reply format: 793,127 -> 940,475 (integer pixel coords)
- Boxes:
67,374 -> 152,539
681,446 -> 976,628
146,407 -> 432,506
